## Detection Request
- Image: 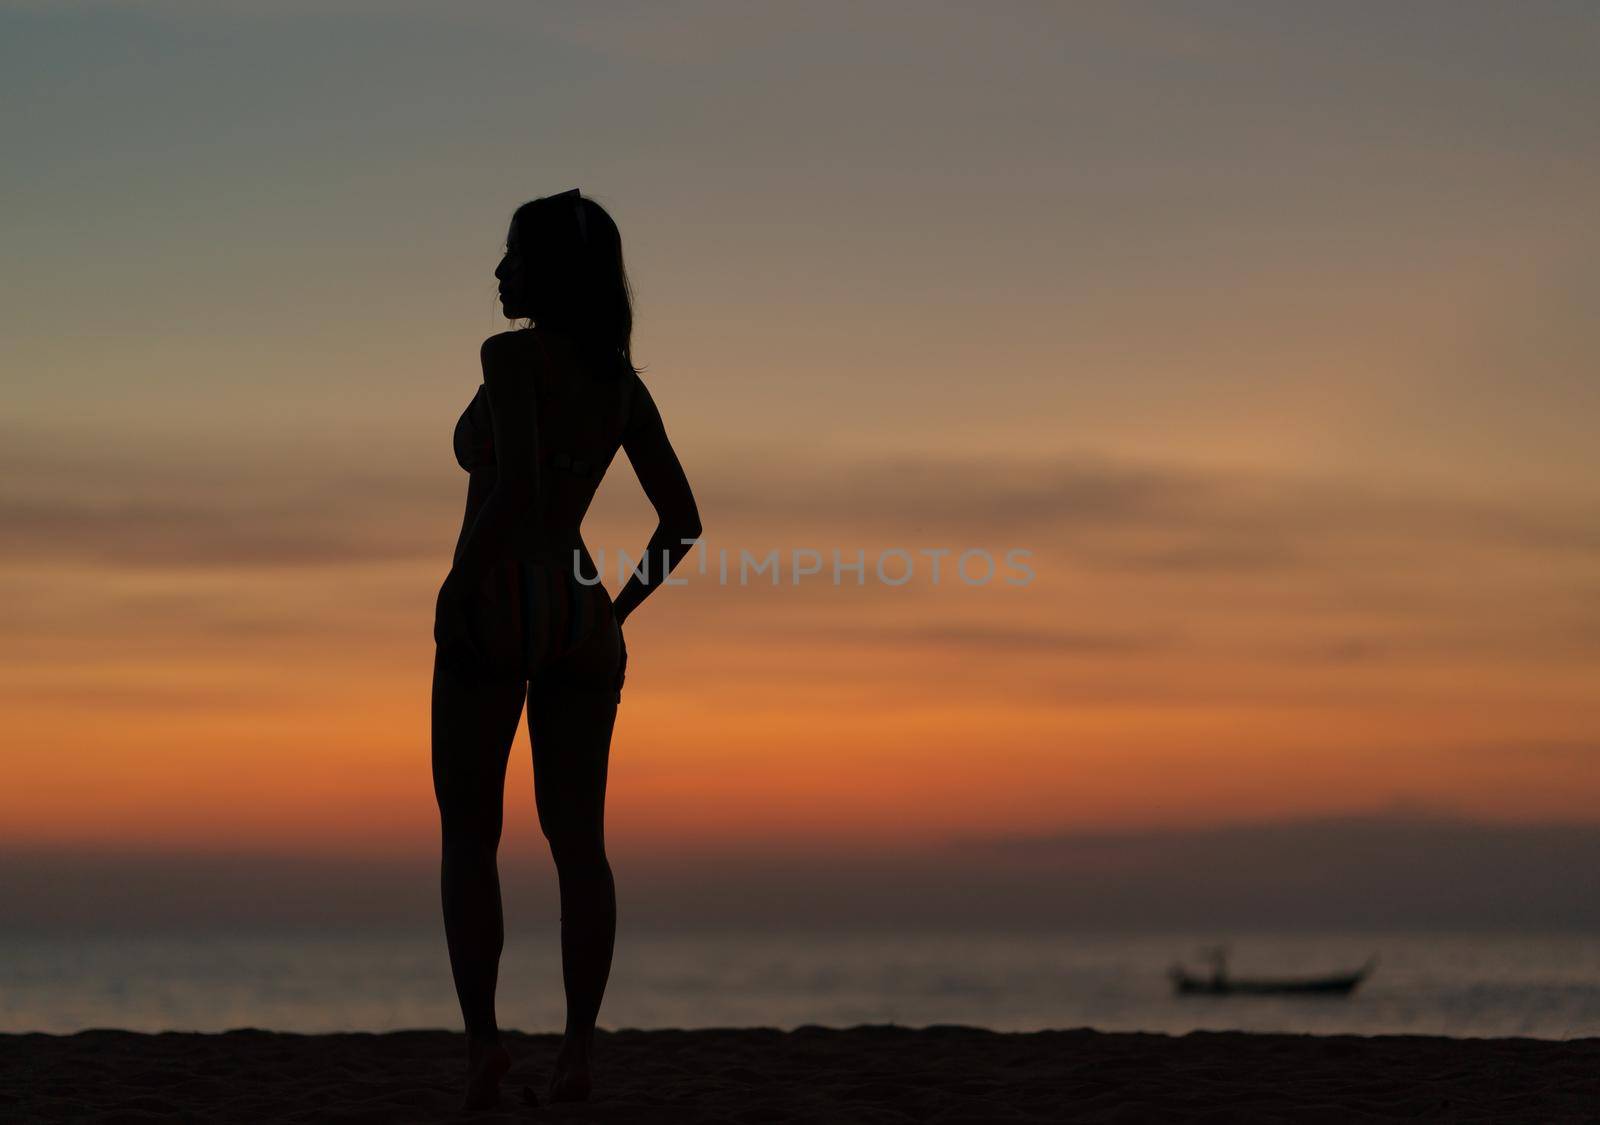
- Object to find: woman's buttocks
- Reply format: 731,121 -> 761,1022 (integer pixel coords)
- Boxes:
517,552 -> 615,679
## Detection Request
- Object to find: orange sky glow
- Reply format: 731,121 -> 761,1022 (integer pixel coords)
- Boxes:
3,3 -> 1597,879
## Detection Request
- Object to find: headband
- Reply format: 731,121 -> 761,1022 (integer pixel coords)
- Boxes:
548,188 -> 587,243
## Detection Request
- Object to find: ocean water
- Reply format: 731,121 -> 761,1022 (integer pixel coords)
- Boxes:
2,930 -> 1597,1039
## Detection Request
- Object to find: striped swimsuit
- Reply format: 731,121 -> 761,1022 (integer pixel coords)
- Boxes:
446,340 -> 629,692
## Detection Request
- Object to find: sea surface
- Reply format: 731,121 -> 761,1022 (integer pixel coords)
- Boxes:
3,930 -> 1597,1039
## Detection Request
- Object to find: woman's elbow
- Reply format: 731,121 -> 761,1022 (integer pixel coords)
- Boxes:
673,506 -> 702,542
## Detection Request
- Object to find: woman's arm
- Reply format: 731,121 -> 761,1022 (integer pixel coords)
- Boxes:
612,375 -> 701,625
448,333 -> 541,585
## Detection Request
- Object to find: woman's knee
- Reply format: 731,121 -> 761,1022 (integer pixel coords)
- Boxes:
543,825 -> 607,868
438,799 -> 503,858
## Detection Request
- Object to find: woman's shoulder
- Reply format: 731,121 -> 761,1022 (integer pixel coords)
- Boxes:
480,327 -> 539,362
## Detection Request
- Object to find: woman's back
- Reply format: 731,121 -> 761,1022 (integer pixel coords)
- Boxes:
523,328 -> 635,538
454,327 -> 636,558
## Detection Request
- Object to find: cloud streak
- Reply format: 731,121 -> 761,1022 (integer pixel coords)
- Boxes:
6,436 -> 1598,580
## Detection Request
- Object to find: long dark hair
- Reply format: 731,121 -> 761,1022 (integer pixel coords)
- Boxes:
507,191 -> 638,376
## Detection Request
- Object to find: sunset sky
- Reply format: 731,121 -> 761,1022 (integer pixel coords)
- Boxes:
4,2 -> 1597,925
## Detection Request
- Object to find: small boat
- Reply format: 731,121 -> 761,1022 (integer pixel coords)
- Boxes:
1169,948 -> 1375,997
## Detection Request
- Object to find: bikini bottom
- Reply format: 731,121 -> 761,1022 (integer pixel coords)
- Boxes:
438,557 -> 622,700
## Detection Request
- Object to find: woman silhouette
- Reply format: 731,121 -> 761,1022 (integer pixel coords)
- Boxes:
432,190 -> 700,1109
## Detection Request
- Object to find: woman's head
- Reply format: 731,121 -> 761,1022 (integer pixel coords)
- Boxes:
495,190 -> 636,373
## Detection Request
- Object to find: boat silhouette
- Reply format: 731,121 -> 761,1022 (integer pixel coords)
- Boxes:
1169,947 -> 1375,997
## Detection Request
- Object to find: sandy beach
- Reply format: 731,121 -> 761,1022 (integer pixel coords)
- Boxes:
4,1025 -> 1595,1123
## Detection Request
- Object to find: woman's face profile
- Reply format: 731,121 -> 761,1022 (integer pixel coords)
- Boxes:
494,220 -> 528,318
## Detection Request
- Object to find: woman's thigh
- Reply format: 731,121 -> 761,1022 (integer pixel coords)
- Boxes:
527,616 -> 621,841
432,649 -> 528,831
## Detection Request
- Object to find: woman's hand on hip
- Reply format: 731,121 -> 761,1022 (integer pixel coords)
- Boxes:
615,619 -> 628,697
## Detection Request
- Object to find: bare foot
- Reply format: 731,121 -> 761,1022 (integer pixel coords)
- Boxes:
547,1033 -> 593,1103
463,1036 -> 511,1111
